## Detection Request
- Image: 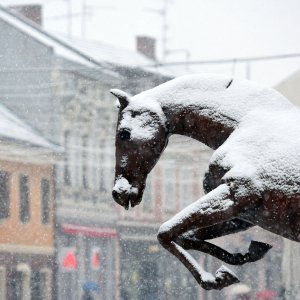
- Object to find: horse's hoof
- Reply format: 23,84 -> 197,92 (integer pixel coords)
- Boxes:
248,240 -> 272,261
214,265 -> 240,289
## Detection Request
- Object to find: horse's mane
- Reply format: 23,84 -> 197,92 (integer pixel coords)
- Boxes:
131,74 -> 292,123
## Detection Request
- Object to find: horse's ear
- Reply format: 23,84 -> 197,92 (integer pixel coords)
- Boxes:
110,89 -> 130,110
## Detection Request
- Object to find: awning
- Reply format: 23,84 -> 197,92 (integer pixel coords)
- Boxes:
61,223 -> 118,238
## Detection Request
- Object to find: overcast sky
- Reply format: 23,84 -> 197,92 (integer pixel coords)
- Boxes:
2,0 -> 300,85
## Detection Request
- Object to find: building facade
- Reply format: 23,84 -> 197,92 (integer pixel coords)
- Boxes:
0,5 -> 176,299
0,104 -> 57,299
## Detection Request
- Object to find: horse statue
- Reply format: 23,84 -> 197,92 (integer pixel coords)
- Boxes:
111,74 -> 300,290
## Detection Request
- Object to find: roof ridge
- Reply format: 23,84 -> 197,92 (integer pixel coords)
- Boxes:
61,35 -> 155,63
0,5 -> 112,69
0,5 -> 172,77
0,100 -> 60,150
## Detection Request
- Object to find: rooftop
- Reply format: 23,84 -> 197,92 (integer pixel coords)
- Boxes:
0,102 -> 59,150
0,5 -> 172,78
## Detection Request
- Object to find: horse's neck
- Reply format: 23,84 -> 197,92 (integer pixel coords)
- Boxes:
161,103 -> 238,149
140,75 -> 291,149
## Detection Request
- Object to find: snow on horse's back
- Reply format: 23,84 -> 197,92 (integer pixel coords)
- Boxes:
131,74 -> 292,122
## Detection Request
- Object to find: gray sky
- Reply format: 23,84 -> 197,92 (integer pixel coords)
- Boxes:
2,0 -> 300,85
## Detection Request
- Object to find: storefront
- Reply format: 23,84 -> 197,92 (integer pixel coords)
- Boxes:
56,224 -> 119,300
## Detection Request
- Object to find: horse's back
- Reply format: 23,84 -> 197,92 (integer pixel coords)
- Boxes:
210,106 -> 300,193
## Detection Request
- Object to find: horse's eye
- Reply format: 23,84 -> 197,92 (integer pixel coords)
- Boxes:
119,129 -> 131,140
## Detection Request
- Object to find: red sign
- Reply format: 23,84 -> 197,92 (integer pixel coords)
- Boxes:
91,248 -> 101,270
62,249 -> 77,270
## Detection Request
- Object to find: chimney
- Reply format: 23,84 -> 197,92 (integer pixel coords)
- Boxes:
136,36 -> 156,60
10,4 -> 43,26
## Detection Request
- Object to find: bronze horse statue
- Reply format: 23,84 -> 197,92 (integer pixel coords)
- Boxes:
111,74 -> 300,290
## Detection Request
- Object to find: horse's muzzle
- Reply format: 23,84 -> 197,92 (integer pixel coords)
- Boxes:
112,190 -> 130,209
112,176 -> 145,209
112,189 -> 141,210
112,190 -> 129,209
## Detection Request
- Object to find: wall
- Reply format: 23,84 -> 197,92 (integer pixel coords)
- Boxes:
0,160 -> 54,248
0,18 -> 59,143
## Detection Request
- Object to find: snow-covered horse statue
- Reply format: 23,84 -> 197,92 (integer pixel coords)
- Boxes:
111,74 -> 300,290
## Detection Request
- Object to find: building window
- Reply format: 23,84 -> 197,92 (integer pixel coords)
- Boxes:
180,169 -> 192,209
82,135 -> 88,189
31,271 -> 41,300
12,264 -> 31,300
41,178 -> 50,224
63,130 -> 71,186
11,271 -> 24,300
0,266 -> 6,299
99,140 -> 106,194
31,269 -> 52,300
20,174 -> 30,223
0,171 -> 9,219
74,131 -> 82,187
164,167 -> 176,212
93,139 -> 99,190
40,269 -> 52,300
143,174 -> 153,211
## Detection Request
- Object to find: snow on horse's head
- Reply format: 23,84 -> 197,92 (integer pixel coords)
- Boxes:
110,89 -> 169,209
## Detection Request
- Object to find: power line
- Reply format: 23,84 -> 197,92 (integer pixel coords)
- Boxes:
0,52 -> 299,73
145,52 -> 300,67
0,67 -> 110,73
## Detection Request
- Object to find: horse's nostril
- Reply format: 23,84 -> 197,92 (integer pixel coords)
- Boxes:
112,190 -> 119,200
112,190 -> 129,209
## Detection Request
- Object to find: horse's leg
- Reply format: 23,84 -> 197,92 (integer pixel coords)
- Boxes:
157,183 -> 258,290
176,219 -> 272,265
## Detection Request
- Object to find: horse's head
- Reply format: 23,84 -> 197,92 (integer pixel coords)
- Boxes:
111,89 -> 169,209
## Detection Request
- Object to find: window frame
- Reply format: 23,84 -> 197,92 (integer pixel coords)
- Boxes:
41,178 -> 51,225
0,170 -> 10,220
19,174 -> 30,224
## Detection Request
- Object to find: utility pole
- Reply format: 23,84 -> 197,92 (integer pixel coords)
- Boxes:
146,0 -> 171,61
65,0 -> 72,38
47,0 -> 115,39
82,0 -> 86,38
146,0 -> 190,70
161,0 -> 169,61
